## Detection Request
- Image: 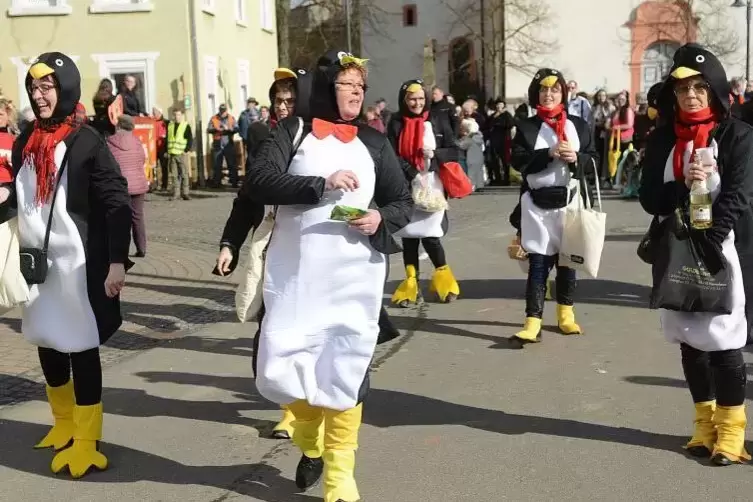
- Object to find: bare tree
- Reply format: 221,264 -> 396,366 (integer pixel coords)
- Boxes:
440,0 -> 554,99
277,0 -> 291,67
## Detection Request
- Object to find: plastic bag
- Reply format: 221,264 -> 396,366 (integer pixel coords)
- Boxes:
411,171 -> 447,212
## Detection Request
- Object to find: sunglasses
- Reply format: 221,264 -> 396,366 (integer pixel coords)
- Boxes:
674,82 -> 709,96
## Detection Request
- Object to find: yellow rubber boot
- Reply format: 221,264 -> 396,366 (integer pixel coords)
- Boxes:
323,404 -> 363,502
391,265 -> 418,306
35,381 -> 75,450
514,317 -> 542,343
711,405 -> 752,465
429,265 -> 460,303
288,400 -> 324,459
557,304 -> 582,335
272,405 -> 296,439
685,400 -> 716,456
51,403 -> 108,478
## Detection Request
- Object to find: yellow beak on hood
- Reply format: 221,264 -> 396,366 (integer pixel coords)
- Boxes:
340,55 -> 368,67
29,62 -> 55,80
539,75 -> 558,88
647,107 -> 658,120
274,67 -> 297,81
406,83 -> 423,93
671,66 -> 701,80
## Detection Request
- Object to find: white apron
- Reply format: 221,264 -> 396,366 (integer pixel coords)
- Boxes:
660,139 -> 748,351
255,133 -> 387,411
520,120 -> 580,256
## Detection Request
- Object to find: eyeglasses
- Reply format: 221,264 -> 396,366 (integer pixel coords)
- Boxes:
335,81 -> 368,92
539,86 -> 562,95
274,97 -> 295,107
674,82 -> 709,96
28,84 -> 56,95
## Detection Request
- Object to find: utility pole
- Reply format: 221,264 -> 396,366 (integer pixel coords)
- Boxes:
500,0 -> 506,99
480,0 -> 486,100
345,0 -> 352,53
188,0 -> 206,187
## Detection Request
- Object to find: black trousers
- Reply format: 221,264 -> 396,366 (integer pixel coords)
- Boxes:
526,253 -> 576,318
402,237 -> 446,273
38,347 -> 102,406
681,343 -> 746,406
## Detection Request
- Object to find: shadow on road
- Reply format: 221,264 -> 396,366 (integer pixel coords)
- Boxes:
624,374 -> 753,401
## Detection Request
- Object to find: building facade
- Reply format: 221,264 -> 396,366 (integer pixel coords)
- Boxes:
0,0 -> 277,167
361,0 -> 750,106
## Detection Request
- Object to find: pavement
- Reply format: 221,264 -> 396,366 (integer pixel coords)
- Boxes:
3,187 -> 753,501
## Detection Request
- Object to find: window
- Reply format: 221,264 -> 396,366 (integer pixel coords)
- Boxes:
91,52 -> 159,112
642,41 -> 680,91
89,0 -> 154,14
260,0 -> 274,31
205,56 -> 219,119
8,0 -> 72,16
10,55 -> 80,110
237,60 -> 250,109
202,0 -> 215,14
402,4 -> 417,27
236,0 -> 247,25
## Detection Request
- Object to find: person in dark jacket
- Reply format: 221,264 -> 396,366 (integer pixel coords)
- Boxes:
118,74 -> 146,117
431,85 -> 459,134
90,78 -> 116,137
639,43 -> 753,467
487,98 -> 515,185
389,78 -> 461,307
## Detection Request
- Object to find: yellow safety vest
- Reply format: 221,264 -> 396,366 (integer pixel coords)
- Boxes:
167,121 -> 188,155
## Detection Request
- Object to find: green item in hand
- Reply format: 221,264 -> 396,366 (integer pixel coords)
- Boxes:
330,205 -> 368,221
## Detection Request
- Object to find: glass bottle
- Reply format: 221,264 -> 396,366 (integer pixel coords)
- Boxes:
689,151 -> 712,230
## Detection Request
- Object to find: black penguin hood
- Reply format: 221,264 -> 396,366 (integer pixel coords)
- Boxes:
397,78 -> 427,118
660,43 -> 730,115
310,49 -> 368,122
268,67 -> 313,121
25,52 -> 81,121
527,68 -> 568,108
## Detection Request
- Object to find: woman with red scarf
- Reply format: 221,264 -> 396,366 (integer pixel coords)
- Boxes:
0,98 -> 17,186
0,52 -> 132,478
508,69 -> 597,345
640,44 -> 753,466
389,78 -> 460,306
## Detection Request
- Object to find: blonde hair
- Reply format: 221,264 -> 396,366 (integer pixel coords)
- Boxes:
460,118 -> 479,135
0,98 -> 17,129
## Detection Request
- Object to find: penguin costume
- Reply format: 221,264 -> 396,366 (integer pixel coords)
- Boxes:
243,49 -> 413,500
639,43 -> 753,465
509,68 -> 597,344
0,53 -> 132,477
388,78 -> 461,307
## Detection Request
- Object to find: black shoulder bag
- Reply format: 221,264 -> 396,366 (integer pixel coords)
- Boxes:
20,133 -> 78,285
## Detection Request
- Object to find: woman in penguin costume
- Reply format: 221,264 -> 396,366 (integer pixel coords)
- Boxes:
243,49 -> 413,501
639,43 -> 753,466
388,78 -> 461,307
508,68 -> 597,344
0,52 -> 132,477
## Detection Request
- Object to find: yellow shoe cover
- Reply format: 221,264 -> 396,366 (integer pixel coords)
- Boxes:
35,381 -> 75,450
288,400 -> 324,459
429,265 -> 460,302
514,317 -> 542,342
391,265 -> 418,305
323,404 -> 362,502
712,405 -> 752,463
51,403 -> 108,478
686,400 -> 716,452
557,304 -> 582,335
273,406 -> 296,437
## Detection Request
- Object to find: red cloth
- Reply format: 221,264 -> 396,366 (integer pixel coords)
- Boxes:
673,108 -> 717,181
367,118 -> 385,133
0,131 -> 14,183
22,103 -> 85,205
398,112 -> 428,171
107,130 -> 148,195
311,118 -> 357,143
536,104 -> 568,141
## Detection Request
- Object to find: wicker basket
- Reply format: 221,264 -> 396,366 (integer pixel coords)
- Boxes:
507,242 -> 528,261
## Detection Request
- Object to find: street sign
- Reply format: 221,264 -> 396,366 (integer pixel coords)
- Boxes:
184,94 -> 192,110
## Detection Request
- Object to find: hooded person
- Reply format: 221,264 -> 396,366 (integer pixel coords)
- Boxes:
639,43 -> 753,466
388,78 -> 461,308
0,52 -> 132,478
232,49 -> 413,500
508,68 -> 597,345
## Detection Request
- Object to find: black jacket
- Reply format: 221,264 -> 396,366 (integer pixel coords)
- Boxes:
119,89 -> 145,117
431,98 -> 459,135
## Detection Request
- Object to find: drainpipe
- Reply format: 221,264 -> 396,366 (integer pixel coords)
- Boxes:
480,0 -> 486,100
188,0 -> 206,187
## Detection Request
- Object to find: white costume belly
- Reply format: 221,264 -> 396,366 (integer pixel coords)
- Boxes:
520,120 -> 580,256
16,142 -> 99,353
255,134 -> 387,411
659,140 -> 748,351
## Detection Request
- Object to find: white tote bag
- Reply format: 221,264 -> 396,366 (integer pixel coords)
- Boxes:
235,206 -> 275,323
559,160 -> 606,278
0,218 -> 30,313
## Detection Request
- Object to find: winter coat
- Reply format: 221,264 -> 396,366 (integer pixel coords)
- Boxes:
107,130 -> 148,195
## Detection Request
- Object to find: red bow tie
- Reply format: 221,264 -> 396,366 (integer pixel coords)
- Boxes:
312,118 -> 358,143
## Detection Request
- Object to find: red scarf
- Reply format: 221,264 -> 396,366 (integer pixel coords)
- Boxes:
399,111 -> 428,171
673,108 -> 716,181
22,103 -> 85,205
536,104 -> 568,141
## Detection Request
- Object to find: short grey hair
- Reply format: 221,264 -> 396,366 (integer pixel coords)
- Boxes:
117,114 -> 134,131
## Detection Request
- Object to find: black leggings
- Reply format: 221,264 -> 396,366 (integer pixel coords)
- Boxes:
38,347 -> 102,406
681,343 -> 746,406
402,237 -> 446,273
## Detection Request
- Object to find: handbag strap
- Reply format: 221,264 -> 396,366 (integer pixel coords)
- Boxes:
271,117 -> 305,218
42,131 -> 79,252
